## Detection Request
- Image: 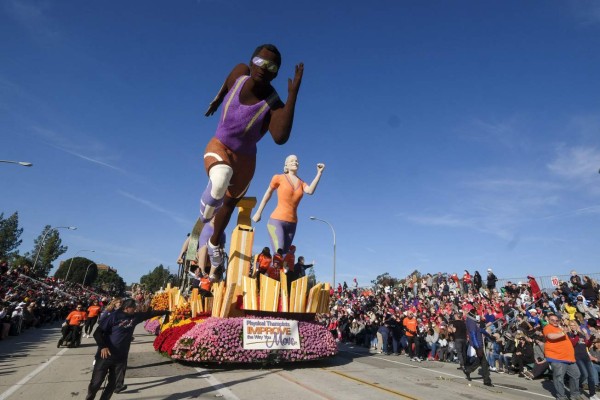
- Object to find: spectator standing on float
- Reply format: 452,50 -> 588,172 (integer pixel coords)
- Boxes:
543,314 -> 583,400
253,247 -> 272,278
86,299 -> 169,400
267,249 -> 283,281
294,256 -> 314,279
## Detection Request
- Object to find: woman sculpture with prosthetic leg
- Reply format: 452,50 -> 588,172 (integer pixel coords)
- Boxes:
199,44 -> 304,281
252,155 -> 324,255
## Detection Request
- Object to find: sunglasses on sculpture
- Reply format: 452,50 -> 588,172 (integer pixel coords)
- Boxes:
252,56 -> 279,73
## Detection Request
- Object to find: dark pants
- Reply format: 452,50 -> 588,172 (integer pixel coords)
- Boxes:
512,354 -> 534,373
532,361 -> 550,379
86,357 -> 127,400
85,316 -> 98,335
61,325 -> 81,345
406,335 -> 417,358
465,349 -> 492,385
454,338 -> 467,368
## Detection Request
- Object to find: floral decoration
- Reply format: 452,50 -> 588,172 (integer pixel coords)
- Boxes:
143,316 -> 161,335
166,317 -> 337,364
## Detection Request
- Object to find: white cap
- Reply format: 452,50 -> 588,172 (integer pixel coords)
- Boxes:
487,268 -> 493,272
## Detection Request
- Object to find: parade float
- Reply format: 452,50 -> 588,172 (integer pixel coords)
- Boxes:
144,198 -> 337,364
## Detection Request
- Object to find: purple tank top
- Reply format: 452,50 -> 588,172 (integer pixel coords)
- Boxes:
214,75 -> 277,155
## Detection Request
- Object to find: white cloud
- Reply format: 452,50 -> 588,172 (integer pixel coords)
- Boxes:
547,146 -> 600,184
459,117 -> 530,151
117,190 -> 189,227
401,172 -> 565,242
32,126 -> 127,173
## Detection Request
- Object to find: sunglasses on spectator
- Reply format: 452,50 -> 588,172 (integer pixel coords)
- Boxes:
252,56 -> 279,73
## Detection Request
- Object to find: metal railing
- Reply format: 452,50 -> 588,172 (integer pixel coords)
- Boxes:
496,272 -> 600,291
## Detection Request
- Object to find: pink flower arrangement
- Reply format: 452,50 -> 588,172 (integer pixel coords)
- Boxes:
144,318 -> 161,336
168,317 -> 337,364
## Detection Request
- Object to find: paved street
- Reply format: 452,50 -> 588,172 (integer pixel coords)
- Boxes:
1,323 -> 559,400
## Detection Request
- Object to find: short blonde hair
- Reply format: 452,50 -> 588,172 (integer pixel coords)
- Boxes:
283,155 -> 297,173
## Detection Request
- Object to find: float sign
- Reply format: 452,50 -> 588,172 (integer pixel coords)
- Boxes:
243,319 -> 300,350
551,276 -> 559,287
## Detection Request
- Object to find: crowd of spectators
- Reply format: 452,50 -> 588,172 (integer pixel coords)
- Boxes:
0,260 -> 124,340
322,268 -> 600,398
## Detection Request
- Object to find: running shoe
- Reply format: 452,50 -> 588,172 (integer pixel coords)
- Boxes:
207,242 -> 224,268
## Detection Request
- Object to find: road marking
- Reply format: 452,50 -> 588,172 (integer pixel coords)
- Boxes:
276,371 -> 337,400
0,348 -> 69,400
327,369 -> 421,399
195,367 -> 241,400
341,349 -> 554,399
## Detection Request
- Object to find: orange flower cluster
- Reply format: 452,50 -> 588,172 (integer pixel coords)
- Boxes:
172,302 -> 191,321
151,293 -> 170,310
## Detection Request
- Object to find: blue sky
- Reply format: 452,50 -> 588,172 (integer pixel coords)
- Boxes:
2,0 -> 600,286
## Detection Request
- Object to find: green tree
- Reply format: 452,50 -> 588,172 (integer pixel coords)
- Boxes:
11,254 -> 32,268
31,225 -> 68,277
54,257 -> 96,284
140,264 -> 176,293
95,269 -> 126,295
0,212 -> 24,260
371,272 -> 399,287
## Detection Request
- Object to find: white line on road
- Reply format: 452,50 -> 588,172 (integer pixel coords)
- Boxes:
195,367 -> 241,400
0,348 -> 69,400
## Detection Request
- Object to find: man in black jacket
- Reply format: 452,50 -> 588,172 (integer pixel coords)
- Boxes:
85,299 -> 169,400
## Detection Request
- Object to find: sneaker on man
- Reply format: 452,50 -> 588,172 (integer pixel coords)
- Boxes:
489,366 -> 497,372
589,395 -> 600,400
207,241 -> 224,268
114,385 -> 128,394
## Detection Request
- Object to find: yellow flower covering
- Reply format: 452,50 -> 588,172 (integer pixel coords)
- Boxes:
160,317 -> 206,332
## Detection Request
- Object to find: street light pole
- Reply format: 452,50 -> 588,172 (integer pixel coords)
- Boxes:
82,262 -> 95,286
309,216 -> 336,289
0,160 -> 33,167
65,249 -> 95,282
32,226 -> 77,274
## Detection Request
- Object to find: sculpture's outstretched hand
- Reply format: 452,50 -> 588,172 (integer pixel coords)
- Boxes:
288,63 -> 304,95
